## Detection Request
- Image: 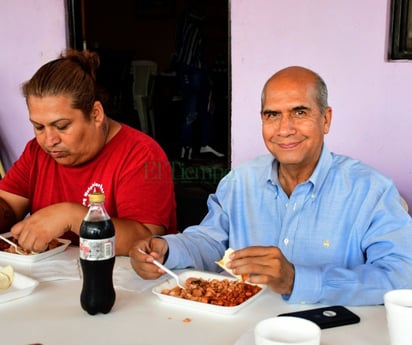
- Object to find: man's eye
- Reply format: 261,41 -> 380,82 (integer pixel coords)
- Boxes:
263,111 -> 279,118
295,110 -> 305,116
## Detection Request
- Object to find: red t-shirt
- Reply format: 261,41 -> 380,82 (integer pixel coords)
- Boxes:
0,125 -> 177,239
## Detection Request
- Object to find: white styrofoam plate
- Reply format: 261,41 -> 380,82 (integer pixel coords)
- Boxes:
0,232 -> 71,263
0,267 -> 39,303
152,270 -> 265,315
234,328 -> 255,345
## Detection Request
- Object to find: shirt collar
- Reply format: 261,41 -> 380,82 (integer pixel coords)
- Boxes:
309,145 -> 333,195
267,145 -> 333,196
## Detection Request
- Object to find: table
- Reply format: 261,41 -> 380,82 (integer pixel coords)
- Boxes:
1,247 -> 390,345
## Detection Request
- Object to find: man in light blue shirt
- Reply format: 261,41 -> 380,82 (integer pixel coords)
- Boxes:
130,66 -> 412,305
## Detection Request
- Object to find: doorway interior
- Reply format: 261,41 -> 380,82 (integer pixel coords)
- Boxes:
66,0 -> 230,230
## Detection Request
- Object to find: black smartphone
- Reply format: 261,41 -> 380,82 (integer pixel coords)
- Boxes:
278,305 -> 360,329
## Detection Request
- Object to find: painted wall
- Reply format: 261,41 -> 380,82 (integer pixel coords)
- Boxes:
0,0 -> 411,210
231,0 -> 412,210
0,0 -> 67,168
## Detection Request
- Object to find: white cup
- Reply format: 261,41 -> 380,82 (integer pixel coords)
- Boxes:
254,316 -> 321,345
384,289 -> 412,345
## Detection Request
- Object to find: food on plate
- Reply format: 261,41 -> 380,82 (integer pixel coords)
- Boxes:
215,248 -> 247,281
160,276 -> 262,307
0,265 -> 14,291
0,237 -> 62,255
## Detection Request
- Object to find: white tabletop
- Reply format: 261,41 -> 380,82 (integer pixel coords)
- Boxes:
0,247 -> 390,345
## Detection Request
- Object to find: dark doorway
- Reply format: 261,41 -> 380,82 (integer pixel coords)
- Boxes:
66,0 -> 230,230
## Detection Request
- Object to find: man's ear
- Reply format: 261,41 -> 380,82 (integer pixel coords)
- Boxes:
323,106 -> 332,134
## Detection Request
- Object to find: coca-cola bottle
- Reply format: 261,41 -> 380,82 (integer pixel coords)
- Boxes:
79,192 -> 116,315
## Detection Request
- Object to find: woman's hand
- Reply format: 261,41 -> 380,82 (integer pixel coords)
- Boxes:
11,202 -> 85,252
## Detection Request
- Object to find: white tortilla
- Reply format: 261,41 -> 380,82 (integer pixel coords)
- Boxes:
0,265 -> 14,291
215,248 -> 243,280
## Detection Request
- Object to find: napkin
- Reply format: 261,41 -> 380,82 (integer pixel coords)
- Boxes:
113,257 -> 168,293
28,258 -> 80,282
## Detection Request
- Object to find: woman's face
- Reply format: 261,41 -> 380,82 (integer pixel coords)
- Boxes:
28,95 -> 105,166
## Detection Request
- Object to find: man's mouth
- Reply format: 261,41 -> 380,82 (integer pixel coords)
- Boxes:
278,142 -> 300,149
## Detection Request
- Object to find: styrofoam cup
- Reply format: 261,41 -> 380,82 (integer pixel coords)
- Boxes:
384,289 -> 412,345
254,316 -> 321,345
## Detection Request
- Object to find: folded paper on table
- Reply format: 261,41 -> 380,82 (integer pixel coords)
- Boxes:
29,259 -> 80,281
113,258 -> 169,293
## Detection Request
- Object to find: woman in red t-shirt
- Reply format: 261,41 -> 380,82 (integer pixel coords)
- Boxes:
0,49 -> 177,256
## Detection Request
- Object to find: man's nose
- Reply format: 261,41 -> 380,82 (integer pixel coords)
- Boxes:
277,114 -> 295,134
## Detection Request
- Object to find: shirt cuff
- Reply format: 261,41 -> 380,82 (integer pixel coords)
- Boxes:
285,264 -> 322,305
151,235 -> 169,263
161,235 -> 181,269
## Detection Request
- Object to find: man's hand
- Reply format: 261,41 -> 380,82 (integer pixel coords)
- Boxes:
129,237 -> 169,279
226,246 -> 295,295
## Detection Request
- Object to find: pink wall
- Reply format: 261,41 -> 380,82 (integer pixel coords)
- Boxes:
1,0 -> 411,210
231,0 -> 412,210
0,0 -> 67,167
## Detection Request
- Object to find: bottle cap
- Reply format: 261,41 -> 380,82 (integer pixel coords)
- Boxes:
88,192 -> 105,203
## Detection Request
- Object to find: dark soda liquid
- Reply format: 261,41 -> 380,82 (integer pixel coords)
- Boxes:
80,219 -> 115,315
80,219 -> 114,240
80,257 -> 115,315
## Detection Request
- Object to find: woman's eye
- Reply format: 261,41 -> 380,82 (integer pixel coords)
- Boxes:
56,124 -> 69,130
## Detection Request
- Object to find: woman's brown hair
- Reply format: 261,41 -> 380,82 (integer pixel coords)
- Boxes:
22,49 -> 107,118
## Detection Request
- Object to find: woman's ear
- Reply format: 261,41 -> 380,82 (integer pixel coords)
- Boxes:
91,101 -> 105,124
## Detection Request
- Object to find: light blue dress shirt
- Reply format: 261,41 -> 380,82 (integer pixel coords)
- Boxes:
164,145 -> 412,305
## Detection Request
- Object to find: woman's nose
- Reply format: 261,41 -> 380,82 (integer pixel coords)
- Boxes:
43,129 -> 61,146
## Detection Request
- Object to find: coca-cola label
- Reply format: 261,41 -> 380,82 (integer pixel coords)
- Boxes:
79,237 -> 115,260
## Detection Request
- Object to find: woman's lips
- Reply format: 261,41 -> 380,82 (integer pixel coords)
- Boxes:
48,151 -> 67,158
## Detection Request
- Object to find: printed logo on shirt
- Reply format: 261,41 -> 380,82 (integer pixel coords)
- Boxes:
82,182 -> 105,206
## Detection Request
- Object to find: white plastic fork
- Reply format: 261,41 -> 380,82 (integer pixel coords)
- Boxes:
138,248 -> 185,288
0,234 -> 30,255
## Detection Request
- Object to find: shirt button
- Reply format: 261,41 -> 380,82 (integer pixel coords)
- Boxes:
284,238 -> 289,245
